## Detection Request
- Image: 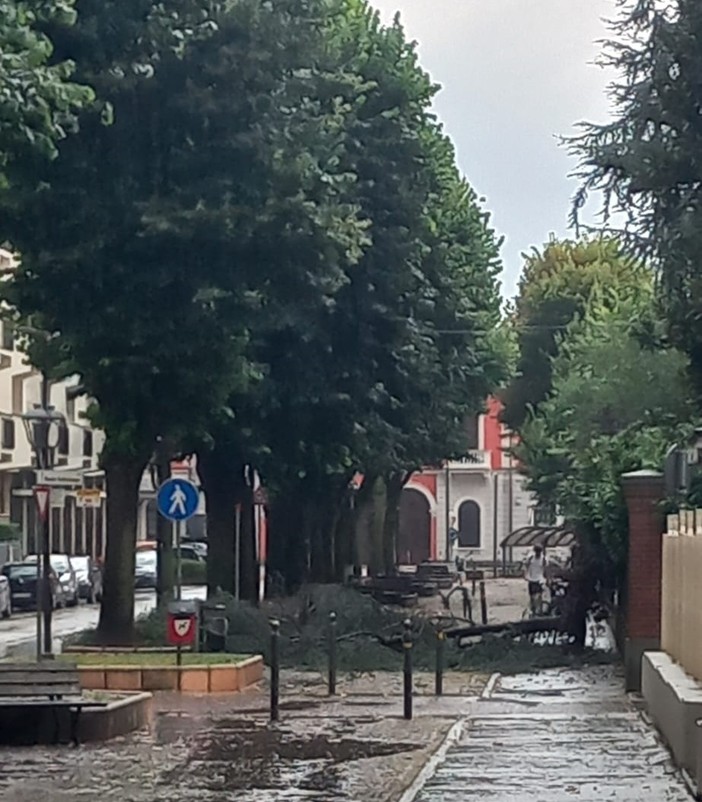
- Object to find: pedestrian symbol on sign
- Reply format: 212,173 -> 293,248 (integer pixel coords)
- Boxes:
169,484 -> 188,517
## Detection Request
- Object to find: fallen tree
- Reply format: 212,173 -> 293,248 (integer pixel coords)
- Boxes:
445,617 -> 563,640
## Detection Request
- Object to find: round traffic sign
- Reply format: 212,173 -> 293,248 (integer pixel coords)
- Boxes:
157,478 -> 199,522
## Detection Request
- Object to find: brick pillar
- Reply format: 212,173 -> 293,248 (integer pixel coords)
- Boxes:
622,469 -> 665,691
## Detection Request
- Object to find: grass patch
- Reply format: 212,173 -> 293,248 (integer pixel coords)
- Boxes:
60,652 -> 249,667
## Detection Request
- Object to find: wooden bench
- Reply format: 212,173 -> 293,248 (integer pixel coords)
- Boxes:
0,661 -> 106,746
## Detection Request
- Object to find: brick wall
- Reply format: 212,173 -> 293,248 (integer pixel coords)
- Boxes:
623,471 -> 665,641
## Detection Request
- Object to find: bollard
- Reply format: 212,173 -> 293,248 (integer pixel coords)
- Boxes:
435,627 -> 445,696
462,587 -> 470,621
403,618 -> 413,720
328,612 -> 337,696
479,580 -> 488,625
270,619 -> 280,722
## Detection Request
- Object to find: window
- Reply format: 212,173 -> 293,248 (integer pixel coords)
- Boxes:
464,414 -> 480,450
57,422 -> 69,456
1,323 -> 13,351
457,500 -> 481,548
83,429 -> 93,457
1,418 -> 15,450
65,389 -> 76,423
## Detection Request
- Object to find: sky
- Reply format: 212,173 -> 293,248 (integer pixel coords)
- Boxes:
369,0 -> 618,299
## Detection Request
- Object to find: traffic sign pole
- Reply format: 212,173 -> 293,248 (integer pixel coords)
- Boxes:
176,520 -> 184,601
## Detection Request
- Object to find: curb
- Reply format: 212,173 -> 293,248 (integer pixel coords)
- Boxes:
396,719 -> 465,802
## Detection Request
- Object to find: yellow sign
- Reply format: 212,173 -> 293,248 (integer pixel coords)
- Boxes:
75,488 -> 102,508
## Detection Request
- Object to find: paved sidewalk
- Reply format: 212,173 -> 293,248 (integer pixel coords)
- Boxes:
410,667 -> 692,801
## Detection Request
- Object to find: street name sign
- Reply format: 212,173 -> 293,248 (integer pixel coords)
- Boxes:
36,469 -> 84,487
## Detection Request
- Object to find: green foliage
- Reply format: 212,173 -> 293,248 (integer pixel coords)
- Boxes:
501,237 -> 653,430
0,0 -> 93,186
181,558 -> 206,586
518,298 -> 692,575
570,0 -> 702,406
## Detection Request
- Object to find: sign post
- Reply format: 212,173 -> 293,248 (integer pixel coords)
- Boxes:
156,477 -> 199,604
33,486 -> 50,661
166,599 -> 198,684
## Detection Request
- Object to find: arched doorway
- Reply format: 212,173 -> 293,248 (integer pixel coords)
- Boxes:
398,488 -> 431,565
457,500 -> 481,548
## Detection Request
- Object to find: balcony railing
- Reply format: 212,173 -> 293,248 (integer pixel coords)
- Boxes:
447,450 -> 491,470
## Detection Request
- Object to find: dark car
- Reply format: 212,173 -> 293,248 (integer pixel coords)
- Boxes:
135,549 -> 157,589
70,555 -> 103,603
1,562 -> 62,610
25,554 -> 78,607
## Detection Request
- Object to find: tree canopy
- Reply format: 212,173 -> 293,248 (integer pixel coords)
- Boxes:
570,0 -> 702,405
0,0 -> 507,630
0,0 -> 92,186
500,237 -> 652,430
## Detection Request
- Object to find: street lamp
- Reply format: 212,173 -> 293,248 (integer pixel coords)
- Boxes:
22,382 -> 65,658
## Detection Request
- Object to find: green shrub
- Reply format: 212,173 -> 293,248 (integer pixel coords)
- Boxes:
181,558 -> 206,585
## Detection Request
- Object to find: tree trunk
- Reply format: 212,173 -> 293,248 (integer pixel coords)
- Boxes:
382,474 -> 405,574
370,477 -> 386,574
354,474 -> 377,571
97,453 -> 147,645
198,449 -> 240,597
267,490 -> 305,592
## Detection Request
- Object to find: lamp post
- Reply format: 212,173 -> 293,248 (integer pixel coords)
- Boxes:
22,373 -> 65,658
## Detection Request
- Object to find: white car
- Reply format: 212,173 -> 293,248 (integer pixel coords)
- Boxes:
0,574 -> 11,618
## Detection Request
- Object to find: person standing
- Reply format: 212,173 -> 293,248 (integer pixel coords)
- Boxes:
525,545 -> 546,614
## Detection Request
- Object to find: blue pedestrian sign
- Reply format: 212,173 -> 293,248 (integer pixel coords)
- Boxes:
157,478 -> 199,522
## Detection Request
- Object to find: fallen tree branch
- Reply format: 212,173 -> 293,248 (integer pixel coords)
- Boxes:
445,616 -> 563,639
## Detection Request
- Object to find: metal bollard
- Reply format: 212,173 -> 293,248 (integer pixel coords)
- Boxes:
435,627 -> 445,696
479,580 -> 488,625
270,619 -> 280,722
328,612 -> 337,696
403,618 -> 413,720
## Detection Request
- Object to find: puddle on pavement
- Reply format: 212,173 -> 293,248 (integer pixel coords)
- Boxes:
158,716 -> 420,794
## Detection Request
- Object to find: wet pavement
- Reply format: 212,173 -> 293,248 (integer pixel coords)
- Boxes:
411,666 -> 693,801
0,666 -> 693,801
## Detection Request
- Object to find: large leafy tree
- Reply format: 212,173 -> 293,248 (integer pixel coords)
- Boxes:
501,237 -> 653,430
0,0 -> 92,185
0,0 -> 366,640
570,0 -> 702,405
518,294 -> 691,640
199,3 -> 506,591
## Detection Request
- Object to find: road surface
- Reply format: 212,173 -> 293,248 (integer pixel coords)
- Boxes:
0,586 -> 205,659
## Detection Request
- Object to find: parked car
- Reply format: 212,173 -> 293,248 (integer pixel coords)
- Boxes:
70,555 -> 103,604
135,549 -> 157,589
185,541 -> 207,560
0,574 -> 10,618
176,543 -> 206,563
1,561 -> 63,610
25,554 -> 79,607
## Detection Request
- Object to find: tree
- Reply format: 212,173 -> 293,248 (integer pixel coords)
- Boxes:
0,0 -> 92,186
517,293 -> 691,642
0,0 -> 366,640
570,0 -> 702,405
501,237 -> 653,430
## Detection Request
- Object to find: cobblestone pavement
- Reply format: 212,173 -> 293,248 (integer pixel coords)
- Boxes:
410,666 -> 693,802
0,666 -> 690,801
0,670 -> 480,802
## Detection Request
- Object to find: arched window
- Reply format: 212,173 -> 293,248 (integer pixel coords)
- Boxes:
457,500 -> 481,548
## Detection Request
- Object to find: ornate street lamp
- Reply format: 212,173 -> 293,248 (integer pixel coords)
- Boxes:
22,395 -> 65,657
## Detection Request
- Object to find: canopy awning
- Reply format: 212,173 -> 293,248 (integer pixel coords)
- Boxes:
500,525 -> 576,549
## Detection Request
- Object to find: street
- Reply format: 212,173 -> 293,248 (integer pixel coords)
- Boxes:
0,586 -> 206,660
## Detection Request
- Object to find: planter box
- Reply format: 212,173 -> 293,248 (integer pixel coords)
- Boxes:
78,655 -> 263,694
0,692 -> 152,745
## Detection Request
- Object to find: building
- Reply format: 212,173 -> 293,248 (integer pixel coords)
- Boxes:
397,397 -> 535,566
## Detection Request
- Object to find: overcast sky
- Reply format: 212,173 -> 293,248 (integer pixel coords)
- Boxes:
369,0 -> 617,298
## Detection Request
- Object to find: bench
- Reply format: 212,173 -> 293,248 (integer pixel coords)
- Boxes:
0,661 -> 106,746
